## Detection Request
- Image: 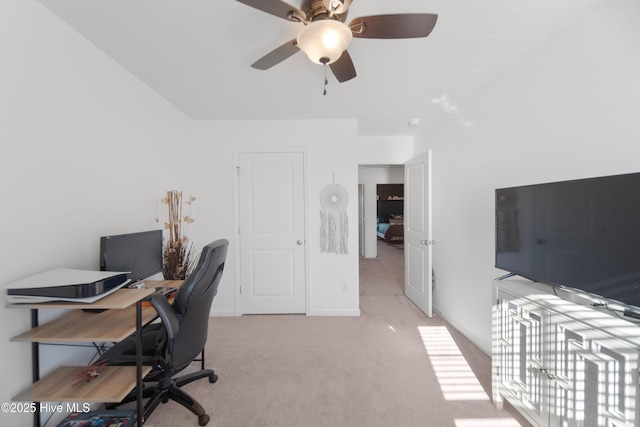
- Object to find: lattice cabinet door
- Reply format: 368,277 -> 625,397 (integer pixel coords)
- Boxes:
548,314 -> 640,427
496,292 -> 551,426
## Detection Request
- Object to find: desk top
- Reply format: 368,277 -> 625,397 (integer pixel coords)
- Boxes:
145,279 -> 183,289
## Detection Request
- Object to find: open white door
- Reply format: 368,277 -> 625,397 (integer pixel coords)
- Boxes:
238,152 -> 306,314
404,150 -> 433,316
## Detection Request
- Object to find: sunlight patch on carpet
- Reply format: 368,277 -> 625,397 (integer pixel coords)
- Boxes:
419,326 -> 490,401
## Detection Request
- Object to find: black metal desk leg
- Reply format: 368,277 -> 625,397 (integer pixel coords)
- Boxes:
136,301 -> 143,426
31,309 -> 40,427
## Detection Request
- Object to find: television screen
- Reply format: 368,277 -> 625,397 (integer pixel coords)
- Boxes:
495,172 -> 640,308
100,229 -> 163,283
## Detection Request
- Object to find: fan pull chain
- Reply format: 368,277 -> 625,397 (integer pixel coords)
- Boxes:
323,62 -> 328,96
319,57 -> 330,96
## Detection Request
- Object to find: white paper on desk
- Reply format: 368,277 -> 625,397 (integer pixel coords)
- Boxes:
4,268 -> 130,303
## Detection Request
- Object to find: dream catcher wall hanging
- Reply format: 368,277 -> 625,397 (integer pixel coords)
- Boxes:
319,179 -> 349,254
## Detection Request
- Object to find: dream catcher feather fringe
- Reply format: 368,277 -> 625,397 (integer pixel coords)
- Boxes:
320,183 -> 349,254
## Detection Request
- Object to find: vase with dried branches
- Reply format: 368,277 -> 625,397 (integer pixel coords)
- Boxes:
157,190 -> 197,280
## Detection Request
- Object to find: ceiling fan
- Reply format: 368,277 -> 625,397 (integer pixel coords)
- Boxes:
236,0 -> 438,87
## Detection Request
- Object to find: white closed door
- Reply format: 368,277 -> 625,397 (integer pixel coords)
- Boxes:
404,150 -> 433,317
238,152 -> 306,314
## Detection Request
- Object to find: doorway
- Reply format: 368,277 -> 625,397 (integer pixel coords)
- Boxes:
358,153 -> 433,318
358,165 -> 405,296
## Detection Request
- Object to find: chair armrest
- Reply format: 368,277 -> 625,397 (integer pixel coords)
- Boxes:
149,293 -> 179,340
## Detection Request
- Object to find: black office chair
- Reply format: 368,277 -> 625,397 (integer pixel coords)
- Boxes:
100,239 -> 229,426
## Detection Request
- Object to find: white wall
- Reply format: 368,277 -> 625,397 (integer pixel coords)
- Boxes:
415,0 -> 640,355
356,136 -> 413,165
358,166 -> 406,258
1,2 -> 361,425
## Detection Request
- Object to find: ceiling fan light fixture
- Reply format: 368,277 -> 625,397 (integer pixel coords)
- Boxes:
297,19 -> 352,65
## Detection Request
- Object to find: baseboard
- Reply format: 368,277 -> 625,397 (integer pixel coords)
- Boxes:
210,309 -> 362,316
435,306 -> 490,356
307,309 -> 361,316
209,308 -> 237,317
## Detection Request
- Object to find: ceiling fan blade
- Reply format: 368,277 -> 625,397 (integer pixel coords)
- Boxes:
330,51 -> 357,83
251,39 -> 300,70
235,0 -> 306,22
349,14 -> 438,39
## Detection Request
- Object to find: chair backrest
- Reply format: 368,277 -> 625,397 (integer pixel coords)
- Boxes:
168,239 -> 228,372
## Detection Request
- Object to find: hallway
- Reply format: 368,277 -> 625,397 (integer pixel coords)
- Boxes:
359,240 -> 405,297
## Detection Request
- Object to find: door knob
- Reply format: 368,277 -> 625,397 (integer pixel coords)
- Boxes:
297,240 -> 304,245
421,240 -> 436,245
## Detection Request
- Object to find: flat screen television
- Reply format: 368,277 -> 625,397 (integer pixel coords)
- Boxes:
495,172 -> 640,309
100,229 -> 163,283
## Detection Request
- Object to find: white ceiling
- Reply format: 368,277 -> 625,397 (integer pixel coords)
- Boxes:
37,0 -> 605,136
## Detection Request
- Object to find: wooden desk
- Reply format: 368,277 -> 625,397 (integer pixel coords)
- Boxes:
7,283 -> 183,426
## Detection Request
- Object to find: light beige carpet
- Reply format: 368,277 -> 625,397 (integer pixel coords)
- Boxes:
143,241 -> 530,427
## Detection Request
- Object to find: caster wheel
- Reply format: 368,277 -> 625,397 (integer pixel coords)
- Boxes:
199,414 -> 210,426
209,373 -> 218,383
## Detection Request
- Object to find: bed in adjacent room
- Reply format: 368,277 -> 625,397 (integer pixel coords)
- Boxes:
376,216 -> 404,245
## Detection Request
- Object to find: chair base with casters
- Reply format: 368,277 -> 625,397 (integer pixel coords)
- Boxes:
106,359 -> 218,426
